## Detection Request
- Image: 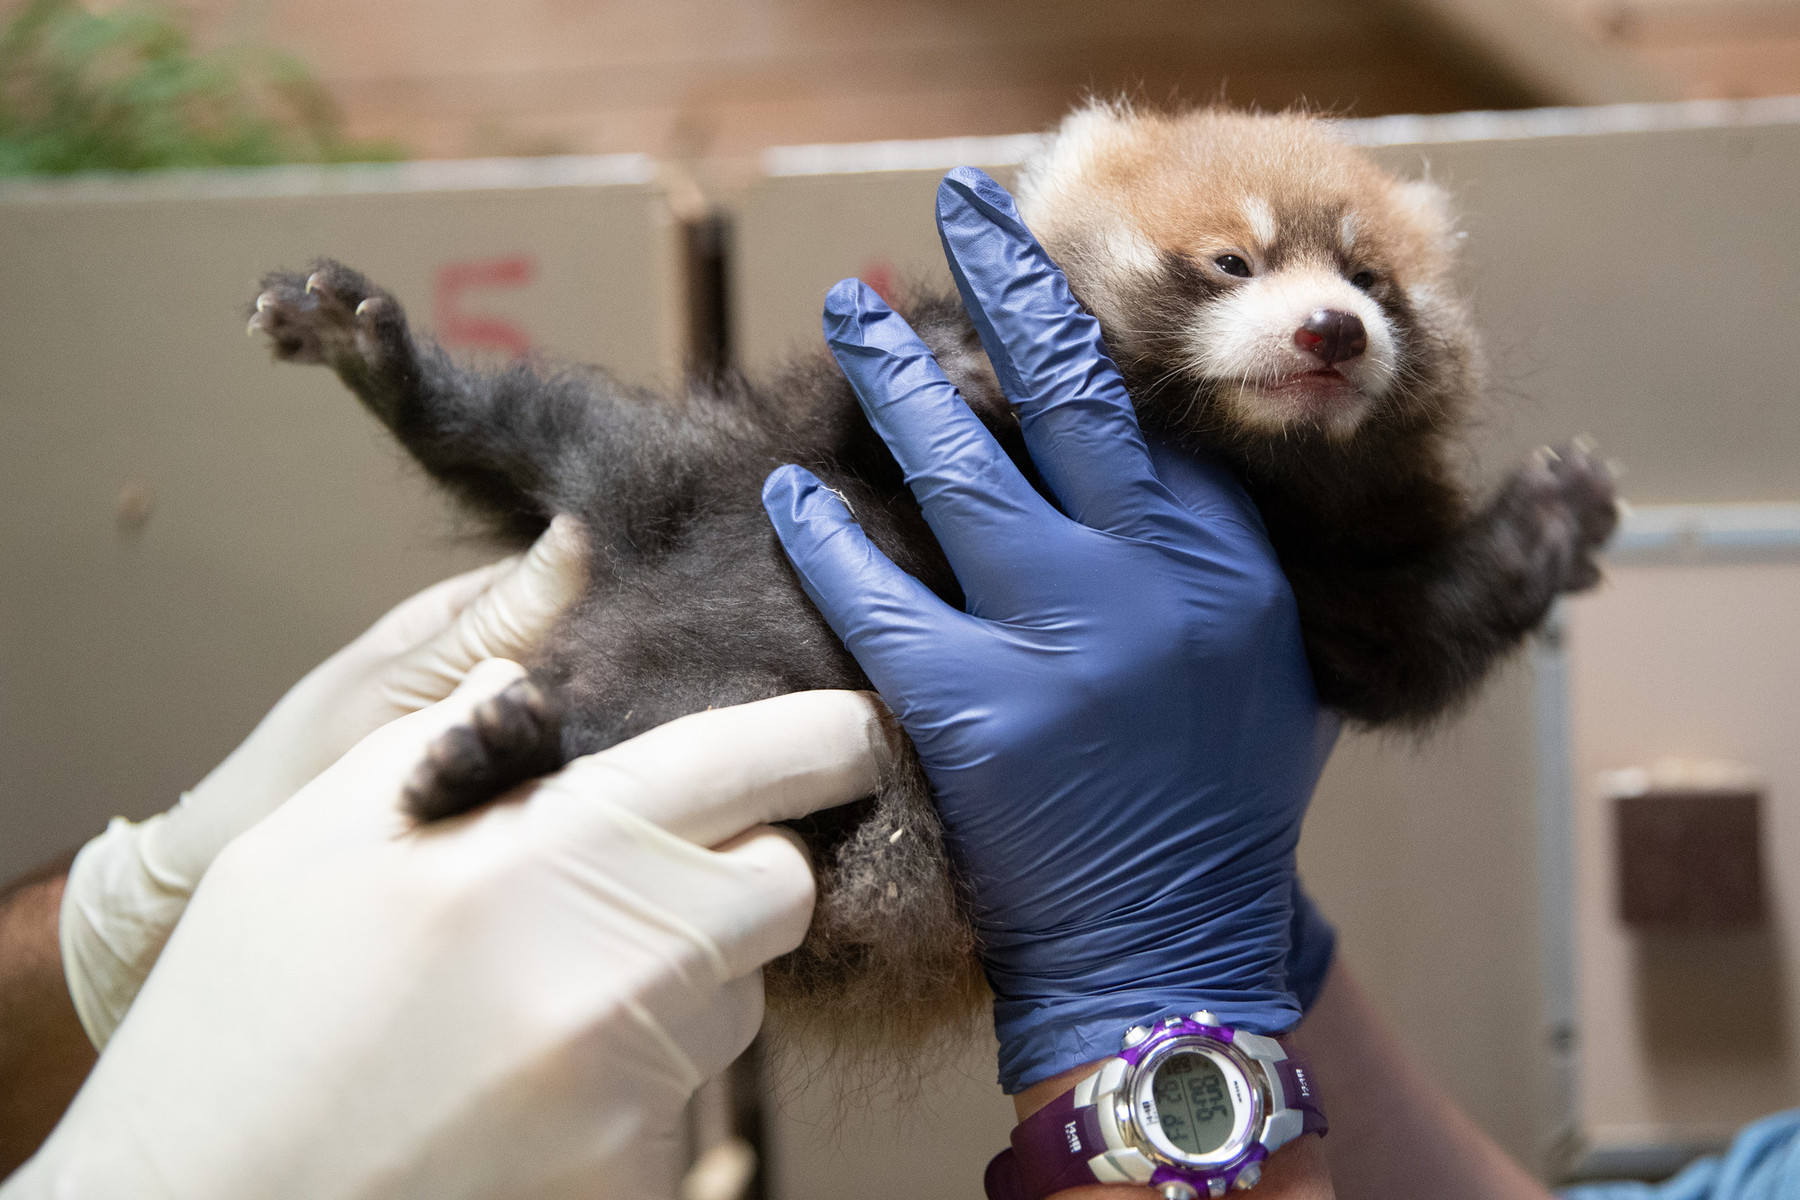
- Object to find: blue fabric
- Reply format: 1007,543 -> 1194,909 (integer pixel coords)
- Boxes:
1561,1110 -> 1800,1200
1286,882 -> 1338,1016
762,167 -> 1330,1093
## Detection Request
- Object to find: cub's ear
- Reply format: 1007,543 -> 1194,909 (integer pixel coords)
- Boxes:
1016,97 -> 1136,227
1393,177 -> 1460,248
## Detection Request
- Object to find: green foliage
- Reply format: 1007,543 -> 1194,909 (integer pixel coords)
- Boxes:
0,0 -> 402,174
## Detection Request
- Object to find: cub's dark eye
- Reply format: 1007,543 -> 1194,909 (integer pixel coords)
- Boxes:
1214,254 -> 1253,278
1349,269 -> 1378,290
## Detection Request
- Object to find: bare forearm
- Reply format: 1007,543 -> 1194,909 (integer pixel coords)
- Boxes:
0,854 -> 95,1177
1289,960 -> 1551,1200
1016,1059 -> 1334,1199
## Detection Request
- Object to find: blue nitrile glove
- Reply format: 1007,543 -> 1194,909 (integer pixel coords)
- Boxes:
762,167 -> 1331,1093
1286,882 -> 1338,1017
1146,442 -> 1342,1022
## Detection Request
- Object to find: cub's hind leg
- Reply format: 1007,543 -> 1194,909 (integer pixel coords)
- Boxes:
251,260 -> 420,427
251,259 -> 568,541
404,676 -> 565,822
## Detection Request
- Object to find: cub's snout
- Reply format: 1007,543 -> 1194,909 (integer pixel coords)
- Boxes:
1295,308 -> 1367,367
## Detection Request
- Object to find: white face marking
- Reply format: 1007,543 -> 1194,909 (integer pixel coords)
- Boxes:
1339,212 -> 1358,254
1180,261 -> 1399,440
1047,213 -> 1163,338
1100,218 -> 1161,279
1015,102 -> 1132,231
1241,196 -> 1276,248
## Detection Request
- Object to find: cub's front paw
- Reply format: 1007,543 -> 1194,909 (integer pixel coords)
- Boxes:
404,677 -> 566,823
248,259 -> 407,381
1502,437 -> 1620,594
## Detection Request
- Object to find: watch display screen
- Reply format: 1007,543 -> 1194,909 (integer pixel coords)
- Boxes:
1149,1051 -> 1235,1155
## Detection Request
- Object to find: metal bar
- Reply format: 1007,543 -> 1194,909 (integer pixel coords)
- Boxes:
1606,502 -> 1800,564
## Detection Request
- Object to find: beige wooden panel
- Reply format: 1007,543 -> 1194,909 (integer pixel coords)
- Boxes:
1356,106 -> 1800,499
178,0 -> 1535,162
735,100 -> 1800,1185
1565,562 -> 1800,1149
733,154 -> 1023,374
0,158 -> 685,882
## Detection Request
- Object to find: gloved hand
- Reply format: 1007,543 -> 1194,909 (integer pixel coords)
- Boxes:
1148,447 -> 1343,1022
5,661 -> 893,1200
59,516 -> 586,1048
763,168 -> 1333,1093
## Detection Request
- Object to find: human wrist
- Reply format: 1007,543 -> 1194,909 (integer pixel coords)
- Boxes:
995,1025 -> 1327,1199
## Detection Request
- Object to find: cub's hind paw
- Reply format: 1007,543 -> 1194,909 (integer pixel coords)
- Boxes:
1503,437 -> 1621,595
248,259 -> 408,382
405,677 -> 566,823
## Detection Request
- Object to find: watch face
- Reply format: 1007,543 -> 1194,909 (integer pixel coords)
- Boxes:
1132,1043 -> 1257,1165
1150,1051 -> 1235,1154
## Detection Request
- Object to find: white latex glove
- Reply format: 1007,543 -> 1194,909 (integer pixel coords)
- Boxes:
6,661 -> 892,1200
60,516 -> 587,1048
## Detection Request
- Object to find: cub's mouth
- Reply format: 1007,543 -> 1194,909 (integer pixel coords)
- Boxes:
1264,368 -> 1360,397
1227,371 -> 1374,438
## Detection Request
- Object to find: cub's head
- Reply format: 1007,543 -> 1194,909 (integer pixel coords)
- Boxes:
1015,102 -> 1477,447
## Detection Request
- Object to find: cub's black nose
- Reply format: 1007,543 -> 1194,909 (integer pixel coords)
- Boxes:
1294,309 -> 1368,367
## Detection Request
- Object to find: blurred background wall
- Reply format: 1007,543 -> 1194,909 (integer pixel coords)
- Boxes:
145,0 -> 1539,164
119,0 -> 1799,170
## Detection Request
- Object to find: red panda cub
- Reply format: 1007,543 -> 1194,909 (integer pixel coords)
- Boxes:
248,102 -> 1614,1047
1013,102 -> 1614,724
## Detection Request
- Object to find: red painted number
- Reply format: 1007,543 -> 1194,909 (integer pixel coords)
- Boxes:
859,258 -> 898,305
433,255 -> 536,356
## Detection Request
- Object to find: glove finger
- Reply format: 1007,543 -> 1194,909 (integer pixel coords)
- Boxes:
700,824 -> 818,978
520,770 -> 814,979
387,516 -> 587,708
539,690 -> 894,849
823,279 -> 1057,599
937,168 -> 1169,538
639,971 -> 765,1097
764,464 -> 961,681
358,554 -> 519,652
1140,438 -> 1293,564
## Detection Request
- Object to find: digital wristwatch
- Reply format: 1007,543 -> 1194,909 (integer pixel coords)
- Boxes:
984,1012 -> 1326,1199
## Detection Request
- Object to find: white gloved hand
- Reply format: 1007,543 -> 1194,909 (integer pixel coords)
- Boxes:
7,662 -> 892,1200
60,517 -> 587,1048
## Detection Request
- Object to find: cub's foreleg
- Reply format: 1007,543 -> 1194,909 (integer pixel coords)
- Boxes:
1453,437 -> 1620,626
1296,439 -> 1617,726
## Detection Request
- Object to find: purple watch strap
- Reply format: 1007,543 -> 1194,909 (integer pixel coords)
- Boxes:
1274,1056 -> 1329,1138
985,1037 -> 1328,1199
985,1083 -> 1105,1200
